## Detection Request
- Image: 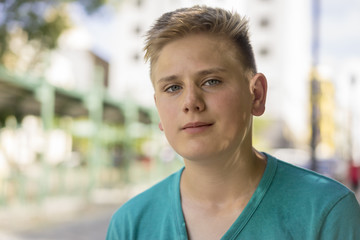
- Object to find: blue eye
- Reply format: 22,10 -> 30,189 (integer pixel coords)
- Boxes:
204,79 -> 221,86
165,85 -> 182,92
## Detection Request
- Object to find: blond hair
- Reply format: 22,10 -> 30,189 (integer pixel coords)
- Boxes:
144,5 -> 257,75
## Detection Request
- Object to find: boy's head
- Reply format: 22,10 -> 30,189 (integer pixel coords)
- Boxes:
144,5 -> 257,80
145,6 -> 267,162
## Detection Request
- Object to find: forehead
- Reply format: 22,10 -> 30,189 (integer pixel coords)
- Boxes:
151,33 -> 243,82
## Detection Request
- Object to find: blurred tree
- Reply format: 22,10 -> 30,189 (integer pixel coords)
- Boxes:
0,0 -> 107,72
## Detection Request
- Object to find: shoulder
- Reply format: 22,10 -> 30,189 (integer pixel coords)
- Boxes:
110,168 -> 182,222
271,155 -> 360,217
245,154 -> 360,239
274,156 -> 351,198
264,154 -> 355,217
264,155 -> 360,236
106,168 -> 183,239
319,189 -> 360,239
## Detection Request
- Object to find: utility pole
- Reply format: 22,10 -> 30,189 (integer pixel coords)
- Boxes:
310,0 -> 321,171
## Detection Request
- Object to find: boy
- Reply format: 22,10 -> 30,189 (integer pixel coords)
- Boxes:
107,5 -> 360,240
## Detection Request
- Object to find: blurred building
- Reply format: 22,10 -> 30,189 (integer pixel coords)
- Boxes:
331,59 -> 360,166
317,76 -> 335,159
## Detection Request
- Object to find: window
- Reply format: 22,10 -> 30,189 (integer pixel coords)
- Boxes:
134,25 -> 142,35
259,47 -> 270,57
135,0 -> 143,8
133,52 -> 140,62
259,17 -> 270,28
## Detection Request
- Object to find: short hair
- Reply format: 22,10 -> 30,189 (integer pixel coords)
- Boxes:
144,5 -> 257,77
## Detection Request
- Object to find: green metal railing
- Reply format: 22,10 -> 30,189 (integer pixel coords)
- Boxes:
0,65 -> 160,206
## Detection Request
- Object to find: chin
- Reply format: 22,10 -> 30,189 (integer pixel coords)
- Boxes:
178,149 -> 221,163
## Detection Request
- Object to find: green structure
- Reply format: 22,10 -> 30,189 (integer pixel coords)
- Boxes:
0,64 -> 157,205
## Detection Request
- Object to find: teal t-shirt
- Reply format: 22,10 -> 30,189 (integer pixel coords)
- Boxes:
106,154 -> 360,239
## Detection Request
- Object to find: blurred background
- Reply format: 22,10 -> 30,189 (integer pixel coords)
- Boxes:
0,0 -> 359,239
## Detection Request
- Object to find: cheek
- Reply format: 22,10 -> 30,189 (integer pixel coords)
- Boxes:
212,91 -> 252,124
156,98 -> 177,126
214,90 -> 248,111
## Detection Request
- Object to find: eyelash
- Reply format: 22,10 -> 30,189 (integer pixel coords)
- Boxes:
165,85 -> 182,93
163,79 -> 221,93
203,79 -> 221,86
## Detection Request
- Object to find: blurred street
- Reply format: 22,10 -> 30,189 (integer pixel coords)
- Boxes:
4,205 -> 116,240
0,183 -> 153,240
0,202 -> 118,240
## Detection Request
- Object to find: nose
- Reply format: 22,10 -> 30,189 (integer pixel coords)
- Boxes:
182,87 -> 205,113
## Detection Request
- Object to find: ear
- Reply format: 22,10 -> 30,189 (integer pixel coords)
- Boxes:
250,73 -> 267,116
158,122 -> 164,131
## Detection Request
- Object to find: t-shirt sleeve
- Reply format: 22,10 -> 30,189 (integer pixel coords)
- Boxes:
319,192 -> 360,240
106,209 -> 131,240
106,214 -> 121,240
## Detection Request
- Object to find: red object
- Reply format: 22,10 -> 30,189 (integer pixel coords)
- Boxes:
349,162 -> 359,190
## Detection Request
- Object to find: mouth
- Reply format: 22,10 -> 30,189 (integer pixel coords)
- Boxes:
181,122 -> 214,131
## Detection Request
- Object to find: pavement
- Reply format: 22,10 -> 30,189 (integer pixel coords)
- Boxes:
0,184 -> 151,240
0,203 -> 118,240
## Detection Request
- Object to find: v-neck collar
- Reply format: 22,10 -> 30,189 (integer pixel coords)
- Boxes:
173,153 -> 278,240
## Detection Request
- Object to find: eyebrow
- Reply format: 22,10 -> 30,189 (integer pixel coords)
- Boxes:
195,67 -> 227,77
157,67 -> 227,84
157,75 -> 178,84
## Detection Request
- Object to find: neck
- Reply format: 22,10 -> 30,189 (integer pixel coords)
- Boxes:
180,148 -> 267,205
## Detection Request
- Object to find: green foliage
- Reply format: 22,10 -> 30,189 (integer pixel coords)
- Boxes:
0,0 -> 106,68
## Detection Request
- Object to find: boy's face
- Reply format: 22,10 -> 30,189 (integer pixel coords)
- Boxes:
152,33 -> 264,162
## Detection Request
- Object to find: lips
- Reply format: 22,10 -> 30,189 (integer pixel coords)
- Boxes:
181,122 -> 213,130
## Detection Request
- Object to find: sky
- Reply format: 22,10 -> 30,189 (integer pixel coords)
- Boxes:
319,0 -> 360,65
69,2 -> 116,61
